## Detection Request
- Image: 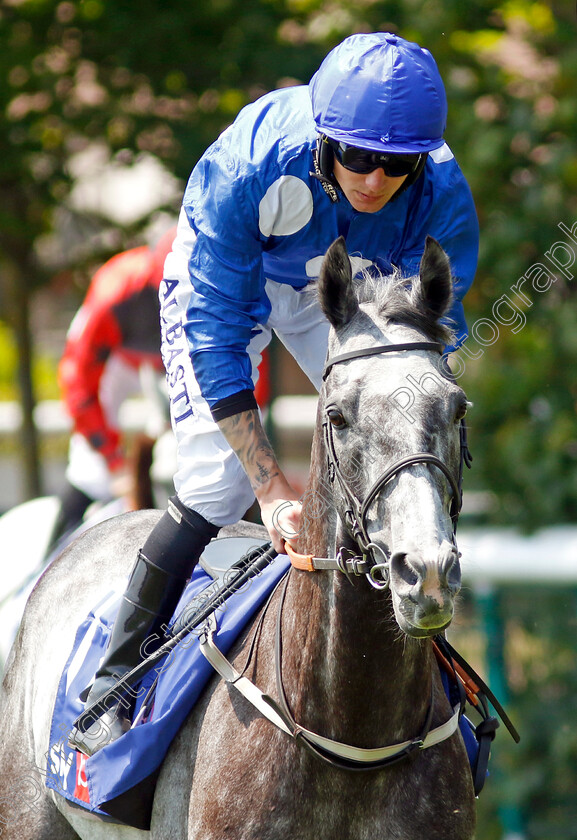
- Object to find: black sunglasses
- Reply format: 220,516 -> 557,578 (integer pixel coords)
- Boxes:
328,139 -> 421,177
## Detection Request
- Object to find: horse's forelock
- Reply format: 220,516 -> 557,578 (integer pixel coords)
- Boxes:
353,268 -> 454,346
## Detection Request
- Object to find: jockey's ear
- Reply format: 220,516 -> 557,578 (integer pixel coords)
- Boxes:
319,237 -> 359,328
418,236 -> 453,319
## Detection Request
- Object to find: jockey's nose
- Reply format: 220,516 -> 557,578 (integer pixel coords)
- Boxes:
363,167 -> 389,189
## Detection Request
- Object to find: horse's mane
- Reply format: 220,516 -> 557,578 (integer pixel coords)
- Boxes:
353,268 -> 454,346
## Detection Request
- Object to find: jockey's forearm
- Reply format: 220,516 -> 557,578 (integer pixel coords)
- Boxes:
216,408 -> 284,501
216,408 -> 301,550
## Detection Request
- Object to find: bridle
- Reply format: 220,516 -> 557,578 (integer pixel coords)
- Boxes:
320,340 -> 469,589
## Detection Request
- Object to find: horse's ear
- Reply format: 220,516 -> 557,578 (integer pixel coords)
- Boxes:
318,237 -> 359,328
418,236 -> 453,318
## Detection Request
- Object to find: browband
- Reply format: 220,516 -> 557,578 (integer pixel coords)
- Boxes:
322,342 -> 444,380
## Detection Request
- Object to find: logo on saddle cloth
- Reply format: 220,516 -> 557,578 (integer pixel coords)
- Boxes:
74,753 -> 90,804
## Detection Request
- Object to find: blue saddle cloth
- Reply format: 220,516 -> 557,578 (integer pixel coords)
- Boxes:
45,538 -> 290,825
45,540 -> 480,830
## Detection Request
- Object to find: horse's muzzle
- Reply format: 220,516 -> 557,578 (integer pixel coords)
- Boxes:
389,540 -> 461,638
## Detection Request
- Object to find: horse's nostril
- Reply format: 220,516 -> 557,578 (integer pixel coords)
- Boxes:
439,544 -> 461,594
446,558 -> 461,594
390,552 -> 419,588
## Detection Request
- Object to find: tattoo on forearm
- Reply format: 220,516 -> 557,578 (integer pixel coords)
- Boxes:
218,409 -> 280,490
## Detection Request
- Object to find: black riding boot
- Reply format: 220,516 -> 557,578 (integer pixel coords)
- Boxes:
45,480 -> 95,559
68,496 -> 219,756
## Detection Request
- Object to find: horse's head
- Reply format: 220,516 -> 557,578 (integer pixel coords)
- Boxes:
316,236 -> 469,638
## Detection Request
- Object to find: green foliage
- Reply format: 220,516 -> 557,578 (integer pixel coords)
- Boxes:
457,585 -> 577,839
0,324 -> 19,400
396,0 -> 577,533
0,323 -> 58,400
505,588 -> 577,840
0,0 -> 575,517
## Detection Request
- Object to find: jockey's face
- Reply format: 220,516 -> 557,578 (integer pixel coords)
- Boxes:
333,158 -> 407,213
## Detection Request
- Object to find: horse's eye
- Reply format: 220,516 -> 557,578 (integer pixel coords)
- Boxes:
455,401 -> 468,423
327,408 -> 347,429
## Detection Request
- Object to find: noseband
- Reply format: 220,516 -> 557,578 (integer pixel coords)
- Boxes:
322,341 -> 468,588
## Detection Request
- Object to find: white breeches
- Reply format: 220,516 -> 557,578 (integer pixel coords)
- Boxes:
160,276 -> 328,527
66,357 -> 168,500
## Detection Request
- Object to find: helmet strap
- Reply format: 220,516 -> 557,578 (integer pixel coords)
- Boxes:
310,137 -> 340,203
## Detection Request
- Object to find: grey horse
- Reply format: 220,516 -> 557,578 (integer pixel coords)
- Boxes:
0,236 -> 475,839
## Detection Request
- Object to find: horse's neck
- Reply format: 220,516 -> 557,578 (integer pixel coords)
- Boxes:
279,567 -> 432,747
283,437 -> 433,746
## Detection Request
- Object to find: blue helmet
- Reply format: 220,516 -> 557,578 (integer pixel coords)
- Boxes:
309,33 -> 447,154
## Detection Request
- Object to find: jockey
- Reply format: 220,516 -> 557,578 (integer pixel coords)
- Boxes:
70,32 -> 479,755
46,227 -> 177,556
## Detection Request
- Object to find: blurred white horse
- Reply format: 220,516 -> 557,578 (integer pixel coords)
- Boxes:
0,427 -> 176,673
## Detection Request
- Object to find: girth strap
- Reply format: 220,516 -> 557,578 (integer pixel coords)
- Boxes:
199,622 -> 293,736
198,622 -> 462,770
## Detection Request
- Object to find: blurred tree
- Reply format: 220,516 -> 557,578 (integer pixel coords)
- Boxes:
0,0 -> 328,496
1,0 -> 575,517
438,1 -> 577,531
279,0 -> 577,531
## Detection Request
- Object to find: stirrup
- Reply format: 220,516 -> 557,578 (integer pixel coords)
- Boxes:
68,705 -> 131,757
